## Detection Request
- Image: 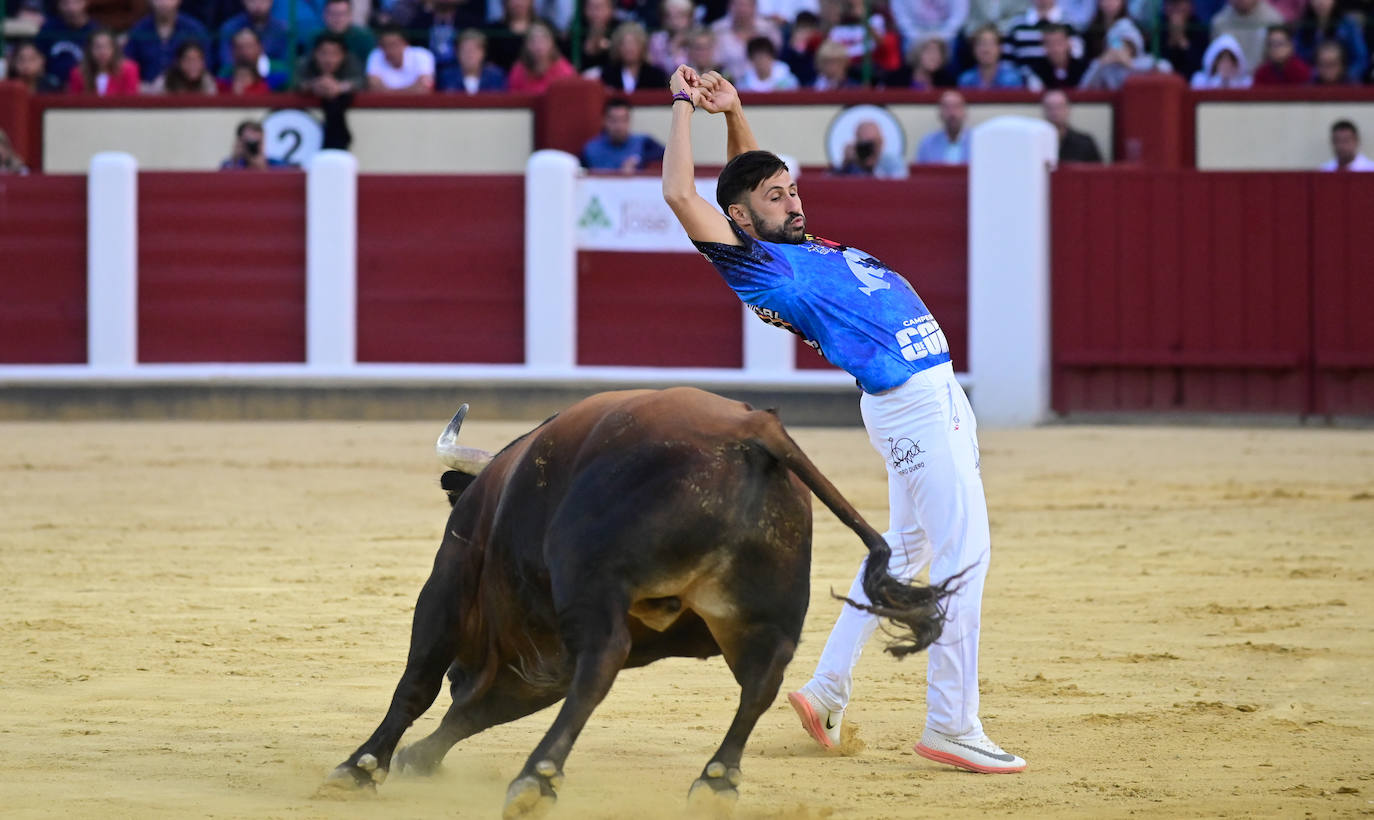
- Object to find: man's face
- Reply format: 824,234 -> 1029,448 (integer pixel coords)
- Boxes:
1044,30 -> 1069,65
973,31 -> 1000,66
244,0 -> 271,19
749,49 -> 773,76
316,42 -> 345,73
151,0 -> 180,17
688,34 -> 715,67
737,169 -> 806,244
58,0 -> 87,23
854,121 -> 883,169
938,92 -> 966,133
14,45 -> 44,79
238,125 -> 264,152
818,51 -> 847,80
1033,0 -> 1055,13
1265,30 -> 1292,63
603,106 -> 631,143
459,37 -> 485,71
233,31 -> 262,64
1042,91 -> 1070,128
323,0 -> 351,32
1316,45 -> 1344,82
1332,128 -> 1359,164
381,33 -> 407,65
730,0 -> 756,21
1230,0 -> 1258,13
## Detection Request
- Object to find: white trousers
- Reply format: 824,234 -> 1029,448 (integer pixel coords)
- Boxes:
809,362 -> 991,737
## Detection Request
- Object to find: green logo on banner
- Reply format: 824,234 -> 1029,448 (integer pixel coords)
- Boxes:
578,195 -> 613,230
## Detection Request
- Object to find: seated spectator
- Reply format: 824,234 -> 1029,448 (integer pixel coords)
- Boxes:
825,0 -> 902,77
649,0 -> 696,75
1190,32 -> 1252,85
70,28 -> 141,93
486,0 -> 537,72
124,0 -> 210,86
366,26 -> 436,91
508,20 -> 577,92
901,35 -> 958,89
0,128 -> 29,176
1210,0 -> 1283,71
217,0 -> 289,72
577,0 -> 617,74
1042,89 -> 1102,163
1026,22 -> 1087,88
686,26 -> 728,75
1252,23 -> 1311,81
712,0 -> 782,79
737,34 -> 800,89
414,0 -> 487,79
580,98 -> 665,173
36,0 -> 98,89
221,119 -> 286,169
6,41 -> 66,93
778,10 -> 822,86
297,33 -> 363,149
224,62 -> 272,92
152,40 -> 218,92
915,90 -> 971,165
833,119 -> 906,178
218,28 -> 289,91
1312,39 -> 1351,83
1321,119 -> 1374,171
322,0 -> 376,65
438,29 -> 508,92
1006,0 -> 1086,79
1294,0 -> 1366,81
1078,18 -> 1171,88
959,23 -> 1025,87
892,0 -> 969,60
812,37 -> 859,88
1161,0 -> 1208,79
1082,0 -> 1131,59
599,21 -> 670,89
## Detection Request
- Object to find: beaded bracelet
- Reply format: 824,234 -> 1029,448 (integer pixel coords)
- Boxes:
671,90 -> 695,109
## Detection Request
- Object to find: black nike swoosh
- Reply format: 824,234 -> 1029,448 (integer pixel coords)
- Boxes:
825,715 -> 838,730
945,738 -> 1016,762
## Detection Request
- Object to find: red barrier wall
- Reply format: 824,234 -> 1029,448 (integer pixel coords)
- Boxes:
0,175 -> 87,363
138,172 -> 307,362
356,176 -> 524,363
1310,175 -> 1374,415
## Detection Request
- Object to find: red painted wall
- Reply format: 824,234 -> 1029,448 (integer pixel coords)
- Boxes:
0,174 -> 86,363
138,172 -> 307,362
1310,174 -> 1374,415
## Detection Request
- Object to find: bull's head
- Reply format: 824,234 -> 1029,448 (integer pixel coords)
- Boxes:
436,404 -> 494,506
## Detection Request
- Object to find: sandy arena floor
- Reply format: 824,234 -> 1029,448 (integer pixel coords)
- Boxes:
0,416 -> 1370,819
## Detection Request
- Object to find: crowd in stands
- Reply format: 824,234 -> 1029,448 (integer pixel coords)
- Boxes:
6,0 -> 1374,99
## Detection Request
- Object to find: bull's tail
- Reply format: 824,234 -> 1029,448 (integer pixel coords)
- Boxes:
750,410 -> 955,659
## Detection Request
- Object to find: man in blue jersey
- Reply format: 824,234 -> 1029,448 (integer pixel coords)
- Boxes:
661,65 -> 1026,775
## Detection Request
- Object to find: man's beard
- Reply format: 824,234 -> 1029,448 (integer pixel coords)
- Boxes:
749,206 -> 807,244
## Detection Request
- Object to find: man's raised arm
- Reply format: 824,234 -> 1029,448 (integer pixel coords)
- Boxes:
662,66 -> 738,246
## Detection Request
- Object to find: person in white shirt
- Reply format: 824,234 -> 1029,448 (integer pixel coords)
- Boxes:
366,25 -> 436,92
737,35 -> 800,91
1321,120 -> 1374,172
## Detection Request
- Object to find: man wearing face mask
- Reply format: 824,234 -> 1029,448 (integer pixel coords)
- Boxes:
220,120 -> 285,169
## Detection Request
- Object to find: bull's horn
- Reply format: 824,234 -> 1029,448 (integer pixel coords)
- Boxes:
435,403 -> 494,474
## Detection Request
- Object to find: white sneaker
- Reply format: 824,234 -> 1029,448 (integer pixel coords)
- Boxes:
787,687 -> 842,749
914,728 -> 1026,773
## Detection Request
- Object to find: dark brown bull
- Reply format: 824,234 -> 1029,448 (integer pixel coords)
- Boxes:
326,387 -> 953,817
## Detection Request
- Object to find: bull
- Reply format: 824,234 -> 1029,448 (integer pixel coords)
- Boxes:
326,387 -> 953,817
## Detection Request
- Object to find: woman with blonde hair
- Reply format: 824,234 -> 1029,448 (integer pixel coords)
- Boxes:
648,0 -> 695,74
600,21 -> 669,90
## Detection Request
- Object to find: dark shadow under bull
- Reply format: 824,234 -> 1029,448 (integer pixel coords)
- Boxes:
324,387 -> 955,817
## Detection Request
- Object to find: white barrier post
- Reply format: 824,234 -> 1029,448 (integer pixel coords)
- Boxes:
968,117 -> 1057,427
87,152 -> 138,371
525,150 -> 579,372
306,150 -> 358,369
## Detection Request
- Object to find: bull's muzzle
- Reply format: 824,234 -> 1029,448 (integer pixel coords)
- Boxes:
436,404 -> 494,474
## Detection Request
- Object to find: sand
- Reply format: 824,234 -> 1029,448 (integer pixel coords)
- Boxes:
0,418 -> 1370,819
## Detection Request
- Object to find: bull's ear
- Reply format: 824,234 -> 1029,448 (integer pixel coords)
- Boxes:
436,403 -> 494,473
440,470 -> 476,506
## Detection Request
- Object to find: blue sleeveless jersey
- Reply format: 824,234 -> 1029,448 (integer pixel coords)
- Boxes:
693,224 -> 952,394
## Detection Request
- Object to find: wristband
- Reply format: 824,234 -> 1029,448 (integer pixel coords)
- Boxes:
671,90 -> 695,109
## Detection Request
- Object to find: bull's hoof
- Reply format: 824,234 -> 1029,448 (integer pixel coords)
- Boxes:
502,773 -> 557,820
324,753 -> 387,791
393,742 -> 441,777
686,762 -> 741,817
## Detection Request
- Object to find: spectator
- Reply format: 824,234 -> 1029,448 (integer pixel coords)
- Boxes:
124,0 -> 210,86
963,0 -> 1030,40
152,40 -> 218,92
915,89 -> 971,165
825,0 -> 902,76
1160,0 -> 1208,78
599,21 -> 670,89
508,20 -> 577,91
218,27 -> 289,91
649,0 -> 696,74
1211,0 -> 1284,70
1078,18 -> 1171,88
220,119 -> 286,169
811,37 -> 858,87
1082,0 -> 1131,59
893,0 -> 971,56
322,0 -> 376,65
779,10 -> 822,85
1026,22 -> 1087,87
35,0 -> 98,89
959,23 -> 1025,87
1252,23 -> 1311,81
439,29 -> 508,92
576,0 -> 617,73
217,0 -> 289,72
0,129 -> 29,175
712,0 -> 783,79
297,33 -> 363,149
366,26 -> 437,91
737,34 -> 801,89
686,26 -> 728,75
903,35 -> 958,89
6,41 -> 66,93
1294,0 -> 1366,81
415,0 -> 487,80
834,119 -> 907,178
1006,0 -> 1086,80
1190,31 -> 1252,85
580,98 -> 665,173
486,0 -> 537,71
1312,39 -> 1350,82
1321,120 -> 1374,171
1042,89 -> 1102,162
70,28 -> 141,93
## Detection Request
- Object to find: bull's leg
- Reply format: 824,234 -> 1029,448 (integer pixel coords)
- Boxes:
394,676 -> 565,777
326,572 -> 462,789
503,597 -> 632,819
689,621 -> 797,809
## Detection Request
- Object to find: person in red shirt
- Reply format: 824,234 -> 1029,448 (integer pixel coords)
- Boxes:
507,21 -> 577,93
69,29 -> 142,94
1253,24 -> 1312,83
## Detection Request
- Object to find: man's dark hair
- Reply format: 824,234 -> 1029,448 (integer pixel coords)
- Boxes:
1043,23 -> 1072,37
1265,23 -> 1291,40
793,10 -> 820,28
716,150 -> 788,214
746,36 -> 777,59
604,97 -> 631,115
313,31 -> 348,51
1332,119 -> 1358,138
235,119 -> 263,138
